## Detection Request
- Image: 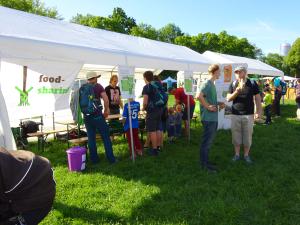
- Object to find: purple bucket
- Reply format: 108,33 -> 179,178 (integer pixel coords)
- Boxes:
66,146 -> 87,172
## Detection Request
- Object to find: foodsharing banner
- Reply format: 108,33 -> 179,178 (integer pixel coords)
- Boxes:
0,61 -> 82,120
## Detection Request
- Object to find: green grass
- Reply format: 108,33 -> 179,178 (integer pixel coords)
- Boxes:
29,100 -> 300,225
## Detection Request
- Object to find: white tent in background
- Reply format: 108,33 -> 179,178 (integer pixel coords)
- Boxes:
283,75 -> 297,81
203,51 -> 284,77
0,6 -> 211,149
162,76 -> 177,83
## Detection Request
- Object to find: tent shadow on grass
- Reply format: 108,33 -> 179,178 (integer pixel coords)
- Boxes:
52,202 -> 123,224
37,103 -> 300,224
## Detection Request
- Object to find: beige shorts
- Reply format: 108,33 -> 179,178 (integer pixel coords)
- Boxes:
231,115 -> 254,147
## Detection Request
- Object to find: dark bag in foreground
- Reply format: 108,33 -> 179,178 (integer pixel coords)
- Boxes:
0,147 -> 56,225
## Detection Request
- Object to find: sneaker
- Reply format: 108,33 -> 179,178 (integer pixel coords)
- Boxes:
136,150 -> 143,156
149,149 -> 158,156
201,164 -> 217,173
232,155 -> 240,162
202,165 -> 217,173
110,159 -> 118,164
207,162 -> 217,170
244,156 -> 253,164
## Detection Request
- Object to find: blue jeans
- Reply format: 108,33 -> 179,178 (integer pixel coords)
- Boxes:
274,92 -> 282,116
265,105 -> 272,124
200,121 -> 218,166
175,124 -> 182,137
84,114 -> 115,163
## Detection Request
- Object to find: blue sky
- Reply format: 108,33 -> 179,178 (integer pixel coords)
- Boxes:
42,0 -> 300,54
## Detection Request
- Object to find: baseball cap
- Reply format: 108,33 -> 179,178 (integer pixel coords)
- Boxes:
234,66 -> 247,73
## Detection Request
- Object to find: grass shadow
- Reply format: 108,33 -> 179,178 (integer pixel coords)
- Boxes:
37,103 -> 300,225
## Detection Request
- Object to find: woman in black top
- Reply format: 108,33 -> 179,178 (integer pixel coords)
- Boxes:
105,75 -> 123,115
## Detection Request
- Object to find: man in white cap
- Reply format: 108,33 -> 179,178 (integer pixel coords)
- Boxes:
79,71 -> 116,164
227,66 -> 262,164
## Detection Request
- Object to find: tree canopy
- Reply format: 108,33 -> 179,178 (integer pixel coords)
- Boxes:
0,0 -> 61,19
71,7 -> 136,34
285,38 -> 300,77
261,53 -> 290,76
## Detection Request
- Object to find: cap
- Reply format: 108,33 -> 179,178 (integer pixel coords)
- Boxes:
234,66 -> 247,73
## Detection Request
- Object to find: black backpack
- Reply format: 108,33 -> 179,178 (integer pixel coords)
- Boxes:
147,81 -> 168,110
21,121 -> 39,138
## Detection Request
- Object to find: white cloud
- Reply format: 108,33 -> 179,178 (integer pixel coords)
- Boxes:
256,19 -> 273,32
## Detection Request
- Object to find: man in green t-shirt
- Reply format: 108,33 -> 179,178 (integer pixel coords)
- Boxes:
197,64 -> 225,173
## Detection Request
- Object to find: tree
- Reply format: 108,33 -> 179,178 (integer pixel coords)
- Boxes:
0,0 -> 61,19
71,7 -> 136,34
108,7 -> 136,34
262,53 -> 283,70
175,31 -> 260,59
71,14 -> 105,28
261,53 -> 291,75
285,38 -> 300,77
158,23 -> 183,43
130,23 -> 159,40
174,35 -> 193,49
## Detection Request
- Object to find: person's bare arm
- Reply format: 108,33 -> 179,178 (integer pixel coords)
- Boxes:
198,92 -> 217,112
119,97 -> 123,109
254,94 -> 262,119
143,95 -> 148,111
227,87 -> 242,102
101,92 -> 110,118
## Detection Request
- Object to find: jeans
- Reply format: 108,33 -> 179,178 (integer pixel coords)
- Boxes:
274,92 -> 282,116
200,121 -> 218,166
167,125 -> 175,137
175,124 -> 182,137
265,105 -> 272,124
84,114 -> 116,163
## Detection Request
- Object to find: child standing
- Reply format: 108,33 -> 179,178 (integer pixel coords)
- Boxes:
263,87 -> 272,125
122,98 -> 142,158
175,104 -> 183,137
167,107 -> 176,142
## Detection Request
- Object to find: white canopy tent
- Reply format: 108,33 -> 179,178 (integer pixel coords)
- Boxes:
0,6 -> 211,72
283,75 -> 297,81
0,6 -> 212,149
203,51 -> 284,77
162,77 -> 177,83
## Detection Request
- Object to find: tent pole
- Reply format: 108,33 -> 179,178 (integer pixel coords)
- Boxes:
128,98 -> 135,162
187,92 -> 191,143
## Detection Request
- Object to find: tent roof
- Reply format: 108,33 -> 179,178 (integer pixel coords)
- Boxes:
0,6 -> 211,72
202,51 -> 284,77
283,75 -> 297,81
162,76 -> 177,83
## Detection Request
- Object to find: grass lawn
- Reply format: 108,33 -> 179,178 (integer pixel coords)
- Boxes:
29,99 -> 300,225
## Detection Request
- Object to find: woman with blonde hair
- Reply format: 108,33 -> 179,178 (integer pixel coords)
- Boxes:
105,75 -> 123,115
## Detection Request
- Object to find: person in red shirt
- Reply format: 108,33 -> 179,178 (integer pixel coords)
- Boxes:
169,87 -> 195,136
